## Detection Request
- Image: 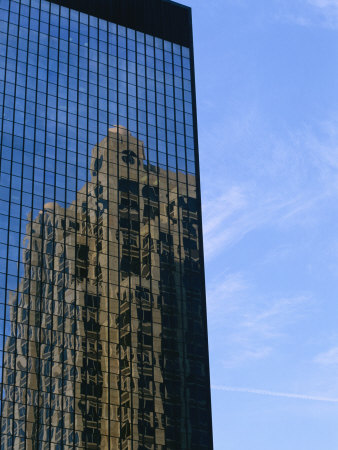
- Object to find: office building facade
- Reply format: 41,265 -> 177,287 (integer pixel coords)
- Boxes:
0,0 -> 213,448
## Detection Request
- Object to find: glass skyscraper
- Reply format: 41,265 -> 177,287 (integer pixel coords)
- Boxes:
0,0 -> 213,448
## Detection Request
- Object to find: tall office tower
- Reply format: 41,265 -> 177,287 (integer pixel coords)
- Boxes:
0,0 -> 213,448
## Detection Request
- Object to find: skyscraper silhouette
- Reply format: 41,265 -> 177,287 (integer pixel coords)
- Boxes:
0,1 -> 213,448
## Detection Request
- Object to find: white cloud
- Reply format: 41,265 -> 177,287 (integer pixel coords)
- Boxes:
212,385 -> 338,403
206,271 -> 247,313
259,244 -> 293,266
273,1 -> 338,32
305,0 -> 338,27
202,186 -> 247,239
215,294 -> 312,368
240,295 -> 309,334
199,102 -> 338,372
221,348 -> 272,368
200,112 -> 338,262
202,187 -> 322,261
231,295 -> 311,344
303,118 -> 338,179
310,0 -> 338,8
314,347 -> 338,365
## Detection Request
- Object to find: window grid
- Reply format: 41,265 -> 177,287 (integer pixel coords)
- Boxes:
0,0 -> 212,448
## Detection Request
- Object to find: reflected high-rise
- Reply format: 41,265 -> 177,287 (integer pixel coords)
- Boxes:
0,0 -> 213,448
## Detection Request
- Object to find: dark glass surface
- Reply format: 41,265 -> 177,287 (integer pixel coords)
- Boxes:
0,0 -> 212,448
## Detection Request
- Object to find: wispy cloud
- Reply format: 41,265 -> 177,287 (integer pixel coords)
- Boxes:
305,0 -> 338,27
202,186 -> 247,243
214,293 -> 312,368
230,294 -> 311,343
212,385 -> 338,403
221,347 -> 272,368
302,117 -> 338,184
259,244 -> 294,266
280,14 -> 314,27
239,295 -> 310,335
206,271 -> 247,313
200,94 -> 338,375
201,112 -> 338,262
202,188 -> 321,261
274,0 -> 338,29
309,0 -> 338,8
314,347 -> 338,365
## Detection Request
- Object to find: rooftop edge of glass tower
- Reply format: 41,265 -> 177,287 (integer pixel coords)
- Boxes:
48,0 -> 193,47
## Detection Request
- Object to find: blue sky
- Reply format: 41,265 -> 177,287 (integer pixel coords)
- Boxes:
181,0 -> 338,448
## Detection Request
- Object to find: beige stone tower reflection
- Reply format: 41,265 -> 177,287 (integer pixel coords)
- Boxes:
1,127 -> 199,449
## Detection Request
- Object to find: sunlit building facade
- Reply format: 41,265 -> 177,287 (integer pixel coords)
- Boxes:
0,0 -> 213,448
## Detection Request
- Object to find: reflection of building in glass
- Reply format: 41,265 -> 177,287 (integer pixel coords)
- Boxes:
1,127 -> 211,448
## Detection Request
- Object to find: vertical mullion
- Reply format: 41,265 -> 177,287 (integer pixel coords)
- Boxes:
141,32 -> 148,450
146,34 -> 156,450
161,39 -> 170,450
44,3 -> 53,449
73,7 -> 80,448
84,12 -> 89,449
21,2 -> 37,447
57,5 -> 66,446
61,3 -> 69,446
94,17 -> 101,448
33,0 -> 44,445
105,19 -> 111,450
0,0 -> 10,442
125,29 -> 135,449
135,30 -> 141,450
154,37 -> 165,450
15,1 -> 29,445
4,0 -> 19,445
53,7 -> 62,447
153,36 -> 164,448
172,43 -> 189,450
116,31 -> 122,450
0,0 -> 11,445
0,0 -> 10,175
